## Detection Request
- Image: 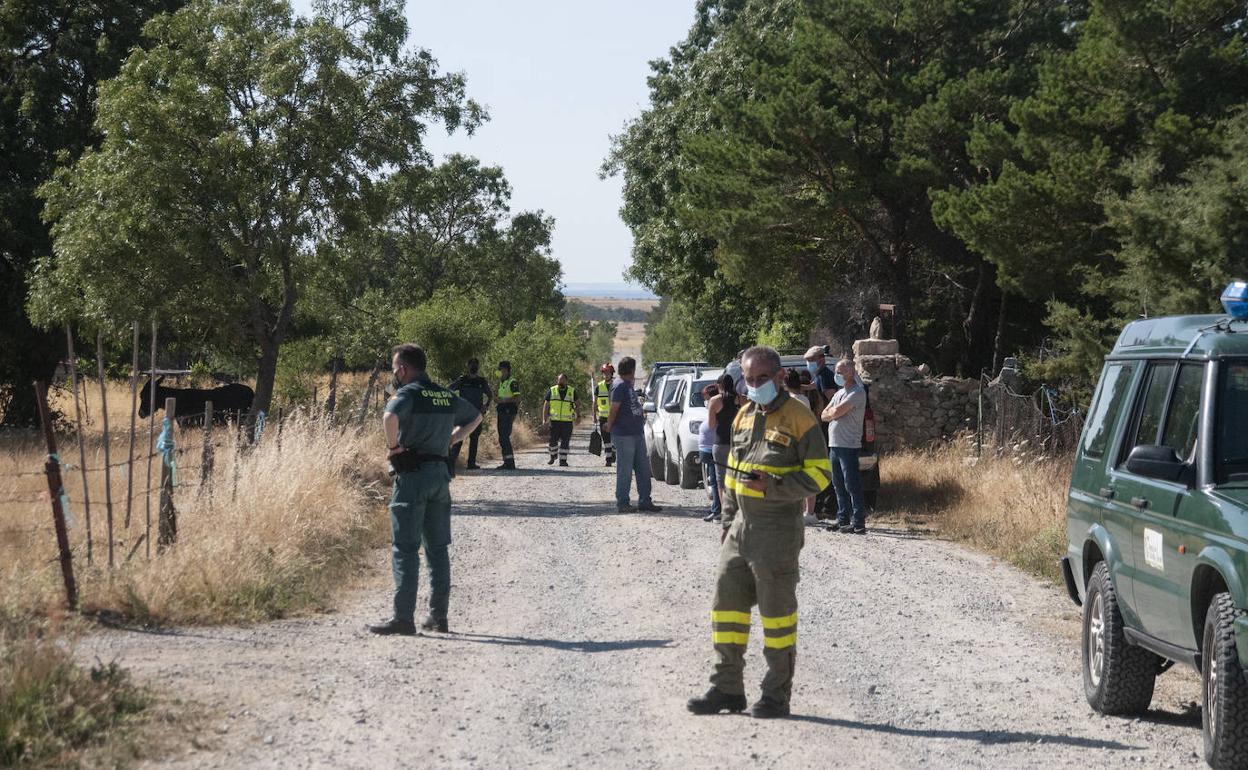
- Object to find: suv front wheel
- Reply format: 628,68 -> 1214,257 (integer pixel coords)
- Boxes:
1082,562 -> 1159,715
1202,592 -> 1248,768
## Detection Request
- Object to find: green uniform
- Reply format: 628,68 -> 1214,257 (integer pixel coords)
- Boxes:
385,376 -> 479,623
710,390 -> 831,705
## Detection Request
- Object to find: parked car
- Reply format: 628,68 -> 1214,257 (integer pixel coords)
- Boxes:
1061,283 -> 1248,767
647,368 -> 724,489
642,361 -> 708,408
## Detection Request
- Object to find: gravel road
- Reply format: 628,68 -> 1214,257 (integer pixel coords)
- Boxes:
80,426 -> 1209,768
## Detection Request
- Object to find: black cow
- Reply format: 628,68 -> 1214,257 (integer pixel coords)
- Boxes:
138,376 -> 255,423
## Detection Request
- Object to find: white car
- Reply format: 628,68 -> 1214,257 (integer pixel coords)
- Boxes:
645,368 -> 723,489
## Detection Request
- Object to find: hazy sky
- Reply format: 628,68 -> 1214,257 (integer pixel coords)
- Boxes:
293,0 -> 697,285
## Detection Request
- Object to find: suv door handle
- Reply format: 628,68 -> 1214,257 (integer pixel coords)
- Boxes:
1131,496 -> 1149,509
1099,487 -> 1115,500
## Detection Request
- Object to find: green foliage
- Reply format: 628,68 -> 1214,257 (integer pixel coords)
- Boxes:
0,0 -> 185,425
755,319 -> 803,352
584,321 -> 617,370
396,288 -> 500,383
489,316 -> 588,417
273,337 -> 330,405
31,0 -> 483,416
641,298 -> 704,367
565,301 -> 650,323
0,621 -> 148,766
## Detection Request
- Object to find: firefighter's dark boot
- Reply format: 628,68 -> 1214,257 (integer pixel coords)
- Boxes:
687,687 -> 747,715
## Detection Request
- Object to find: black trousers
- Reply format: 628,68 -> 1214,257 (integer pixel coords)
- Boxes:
548,420 -> 573,461
497,408 -> 516,465
449,421 -> 484,470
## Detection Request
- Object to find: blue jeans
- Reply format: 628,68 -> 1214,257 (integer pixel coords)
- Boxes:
613,433 -> 653,508
700,450 -> 721,515
830,446 -> 866,528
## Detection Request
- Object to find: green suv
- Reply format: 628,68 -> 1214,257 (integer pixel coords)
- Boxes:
1063,287 -> 1248,768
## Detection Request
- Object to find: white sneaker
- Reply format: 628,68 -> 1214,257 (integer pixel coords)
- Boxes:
803,514 -> 820,527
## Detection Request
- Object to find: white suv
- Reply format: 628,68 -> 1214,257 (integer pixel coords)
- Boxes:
645,368 -> 723,489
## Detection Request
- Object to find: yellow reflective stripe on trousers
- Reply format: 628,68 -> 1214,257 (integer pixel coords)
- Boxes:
760,612 -> 797,629
724,475 -> 764,498
711,610 -> 751,625
763,632 -> 797,649
713,631 -> 749,645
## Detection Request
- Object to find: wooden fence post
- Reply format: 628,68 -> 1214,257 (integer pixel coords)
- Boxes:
64,324 -> 92,566
357,360 -> 382,425
325,356 -> 339,416
96,330 -> 115,569
158,396 -> 177,550
145,320 -> 157,560
124,321 -> 139,529
35,381 -> 77,610
202,401 -> 214,485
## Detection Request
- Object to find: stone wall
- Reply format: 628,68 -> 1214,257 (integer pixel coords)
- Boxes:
854,353 -> 978,452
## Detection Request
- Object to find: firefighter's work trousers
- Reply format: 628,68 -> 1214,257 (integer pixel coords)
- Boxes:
548,420 -> 573,462
389,463 -> 452,622
496,407 -> 516,465
597,417 -> 615,464
710,514 -> 802,704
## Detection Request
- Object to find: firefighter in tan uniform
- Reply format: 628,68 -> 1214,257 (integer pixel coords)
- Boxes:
687,346 -> 832,719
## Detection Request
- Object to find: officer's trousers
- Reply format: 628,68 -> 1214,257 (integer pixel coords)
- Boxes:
496,407 -> 516,466
389,464 -> 452,622
597,417 -> 615,464
548,419 -> 573,462
450,421 -> 484,469
709,514 -> 802,704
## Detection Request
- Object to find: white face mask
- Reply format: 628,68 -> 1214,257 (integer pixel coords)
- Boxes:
747,379 -> 779,406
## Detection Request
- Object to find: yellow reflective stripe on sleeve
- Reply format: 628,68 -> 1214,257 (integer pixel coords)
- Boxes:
724,475 -> 764,498
713,631 -> 749,645
711,610 -> 751,625
760,612 -> 797,629
727,458 -> 801,475
763,632 -> 796,649
803,457 -> 832,471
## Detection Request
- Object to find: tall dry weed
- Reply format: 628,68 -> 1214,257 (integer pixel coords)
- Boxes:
880,445 -> 1071,582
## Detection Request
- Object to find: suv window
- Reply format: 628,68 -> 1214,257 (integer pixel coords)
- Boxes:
1160,363 -> 1203,460
1122,362 -> 1176,463
690,380 -> 716,408
661,378 -> 681,407
1082,363 -> 1134,458
1217,361 -> 1248,484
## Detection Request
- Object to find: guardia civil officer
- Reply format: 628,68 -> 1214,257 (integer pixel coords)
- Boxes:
369,344 -> 482,636
448,358 -> 491,472
595,363 -> 616,466
541,372 -> 578,466
687,346 -> 832,718
494,361 -> 520,470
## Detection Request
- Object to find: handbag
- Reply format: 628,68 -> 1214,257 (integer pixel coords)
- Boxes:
588,429 -> 603,456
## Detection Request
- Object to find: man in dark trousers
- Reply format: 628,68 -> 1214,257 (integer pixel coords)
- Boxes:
369,343 -> 482,636
541,372 -> 578,466
448,358 -> 491,473
494,360 -> 520,470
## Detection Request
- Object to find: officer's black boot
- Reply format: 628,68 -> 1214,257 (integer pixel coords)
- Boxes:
686,687 -> 747,715
420,615 -> 449,633
367,618 -> 417,636
750,696 -> 791,719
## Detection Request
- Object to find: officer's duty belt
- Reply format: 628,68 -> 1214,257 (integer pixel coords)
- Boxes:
389,450 -> 448,474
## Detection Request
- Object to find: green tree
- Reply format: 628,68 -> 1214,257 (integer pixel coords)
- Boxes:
489,316 -> 589,417
30,0 -> 482,417
396,288 -> 499,383
641,298 -> 703,367
0,0 -> 185,425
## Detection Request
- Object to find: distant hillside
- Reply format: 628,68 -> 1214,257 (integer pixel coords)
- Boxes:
567,299 -> 652,323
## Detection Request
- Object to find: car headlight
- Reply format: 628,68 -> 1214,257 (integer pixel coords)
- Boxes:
689,420 -> 702,435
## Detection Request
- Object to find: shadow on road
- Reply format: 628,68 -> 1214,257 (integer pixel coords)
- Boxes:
787,714 -> 1139,751
456,499 -> 701,520
1137,702 -> 1202,728
439,633 -> 674,653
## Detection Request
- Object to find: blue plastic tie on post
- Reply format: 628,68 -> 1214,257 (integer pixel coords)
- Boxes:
156,417 -> 177,486
49,452 -> 75,529
253,410 -> 267,444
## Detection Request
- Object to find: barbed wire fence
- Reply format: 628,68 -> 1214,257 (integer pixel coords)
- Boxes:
975,375 -> 1085,460
0,320 -> 384,610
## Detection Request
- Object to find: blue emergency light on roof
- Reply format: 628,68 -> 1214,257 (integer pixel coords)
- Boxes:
1222,280 -> 1248,320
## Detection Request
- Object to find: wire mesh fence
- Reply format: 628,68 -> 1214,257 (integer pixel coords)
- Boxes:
977,377 -> 1085,459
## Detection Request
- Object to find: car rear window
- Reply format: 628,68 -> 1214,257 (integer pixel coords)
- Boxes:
1121,362 -> 1176,464
1217,361 -> 1248,484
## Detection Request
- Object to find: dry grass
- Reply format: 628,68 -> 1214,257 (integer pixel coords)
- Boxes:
1,379 -> 391,626
878,444 -> 1071,583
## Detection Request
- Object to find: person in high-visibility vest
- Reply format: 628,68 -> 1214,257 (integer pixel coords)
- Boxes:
596,363 -> 616,467
494,361 -> 520,470
541,372 -> 578,466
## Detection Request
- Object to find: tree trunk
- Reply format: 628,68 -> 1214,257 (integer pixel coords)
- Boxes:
992,289 -> 1009,376
250,337 -> 280,425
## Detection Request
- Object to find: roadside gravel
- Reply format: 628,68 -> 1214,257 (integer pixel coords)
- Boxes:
79,426 -> 1207,768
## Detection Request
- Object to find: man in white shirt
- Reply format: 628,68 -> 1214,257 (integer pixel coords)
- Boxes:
820,359 -> 868,534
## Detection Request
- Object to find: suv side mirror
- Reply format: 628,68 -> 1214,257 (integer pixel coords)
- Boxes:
642,402 -> 657,414
663,400 -> 682,413
1125,444 -> 1186,482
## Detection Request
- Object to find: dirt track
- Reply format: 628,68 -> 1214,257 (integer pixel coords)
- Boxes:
79,426 -> 1209,768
